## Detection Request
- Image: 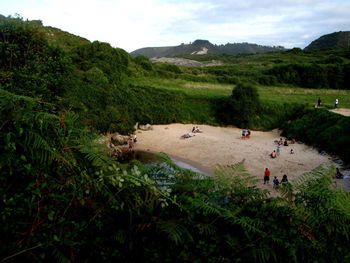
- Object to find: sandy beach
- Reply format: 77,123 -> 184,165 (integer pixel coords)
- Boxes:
134,123 -> 350,192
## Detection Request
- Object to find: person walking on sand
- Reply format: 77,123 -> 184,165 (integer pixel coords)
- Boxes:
276,145 -> 281,156
281,174 -> 288,185
264,168 -> 270,184
273,176 -> 279,189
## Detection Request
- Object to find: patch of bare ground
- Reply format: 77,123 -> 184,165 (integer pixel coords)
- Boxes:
329,108 -> 350,117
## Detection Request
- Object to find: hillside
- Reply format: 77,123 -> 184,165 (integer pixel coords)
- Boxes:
0,15 -> 90,52
304,31 -> 350,50
131,39 -> 285,58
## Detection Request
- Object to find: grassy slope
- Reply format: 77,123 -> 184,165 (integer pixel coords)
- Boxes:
128,77 -> 350,109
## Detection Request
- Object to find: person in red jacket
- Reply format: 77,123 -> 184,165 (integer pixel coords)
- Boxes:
264,168 -> 270,184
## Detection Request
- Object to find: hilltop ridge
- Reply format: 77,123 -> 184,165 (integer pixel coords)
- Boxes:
305,31 -> 350,50
131,39 -> 285,58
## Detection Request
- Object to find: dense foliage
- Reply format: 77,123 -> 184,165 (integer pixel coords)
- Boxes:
220,82 -> 261,126
1,15 -> 350,262
282,109 -> 350,163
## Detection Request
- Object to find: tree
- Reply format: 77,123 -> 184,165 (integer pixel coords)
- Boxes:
227,82 -> 261,126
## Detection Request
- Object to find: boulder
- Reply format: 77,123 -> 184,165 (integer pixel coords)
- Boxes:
139,124 -> 153,131
111,133 -> 130,145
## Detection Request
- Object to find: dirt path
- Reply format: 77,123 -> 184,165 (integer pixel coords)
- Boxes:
329,108 -> 350,117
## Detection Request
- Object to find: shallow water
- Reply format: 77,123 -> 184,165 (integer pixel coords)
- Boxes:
132,150 -> 212,176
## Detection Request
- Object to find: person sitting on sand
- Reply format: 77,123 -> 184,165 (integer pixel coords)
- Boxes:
192,127 -> 196,133
247,129 -> 251,137
181,133 -> 192,139
290,149 -> 294,154
194,126 -> 202,133
284,139 -> 288,146
278,138 -> 283,146
290,138 -> 296,144
270,150 -> 277,158
242,129 -> 247,137
335,168 -> 344,179
281,174 -> 288,185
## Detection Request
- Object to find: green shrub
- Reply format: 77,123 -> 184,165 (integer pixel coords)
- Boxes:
282,109 -> 350,163
221,82 -> 261,126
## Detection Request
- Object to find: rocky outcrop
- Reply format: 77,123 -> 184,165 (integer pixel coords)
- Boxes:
110,134 -> 130,146
138,124 -> 153,131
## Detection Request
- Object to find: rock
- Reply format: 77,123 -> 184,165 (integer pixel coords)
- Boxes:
111,133 -> 130,146
139,124 -> 153,131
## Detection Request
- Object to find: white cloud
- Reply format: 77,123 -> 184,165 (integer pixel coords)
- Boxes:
2,0 -> 350,51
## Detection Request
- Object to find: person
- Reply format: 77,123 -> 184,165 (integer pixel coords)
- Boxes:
276,145 -> 281,155
335,168 -> 344,179
335,98 -> 339,108
290,149 -> 294,154
317,97 -> 321,108
133,134 -> 137,143
284,139 -> 288,146
247,129 -> 251,137
242,129 -> 247,137
290,138 -> 296,144
273,176 -> 279,188
281,174 -> 288,185
270,150 -> 277,158
278,138 -> 283,146
194,126 -> 202,133
181,133 -> 191,139
192,127 -> 196,133
128,138 -> 134,149
264,168 -> 270,184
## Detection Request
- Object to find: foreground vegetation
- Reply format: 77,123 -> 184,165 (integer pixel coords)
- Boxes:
1,15 -> 350,262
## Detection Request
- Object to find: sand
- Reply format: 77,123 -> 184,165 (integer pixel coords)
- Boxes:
329,108 -> 350,117
134,124 -> 350,193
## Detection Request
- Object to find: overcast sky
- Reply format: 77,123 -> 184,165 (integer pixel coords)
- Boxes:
2,0 -> 350,52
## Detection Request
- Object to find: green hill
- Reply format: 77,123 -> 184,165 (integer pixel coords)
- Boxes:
305,31 -> 350,50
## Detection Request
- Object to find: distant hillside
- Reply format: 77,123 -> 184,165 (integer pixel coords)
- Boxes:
305,31 -> 350,50
131,39 -> 285,58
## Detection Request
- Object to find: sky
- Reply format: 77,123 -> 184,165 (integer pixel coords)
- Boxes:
2,0 -> 350,52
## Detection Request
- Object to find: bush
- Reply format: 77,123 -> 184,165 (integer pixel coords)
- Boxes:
282,109 -> 350,163
222,82 -> 261,126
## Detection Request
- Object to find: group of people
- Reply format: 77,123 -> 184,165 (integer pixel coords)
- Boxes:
241,129 -> 251,139
264,168 -> 289,188
316,97 -> 340,109
270,138 -> 295,158
192,126 -> 203,133
181,126 -> 203,139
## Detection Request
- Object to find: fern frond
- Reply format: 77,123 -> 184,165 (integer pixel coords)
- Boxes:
157,221 -> 193,245
52,248 -> 70,263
